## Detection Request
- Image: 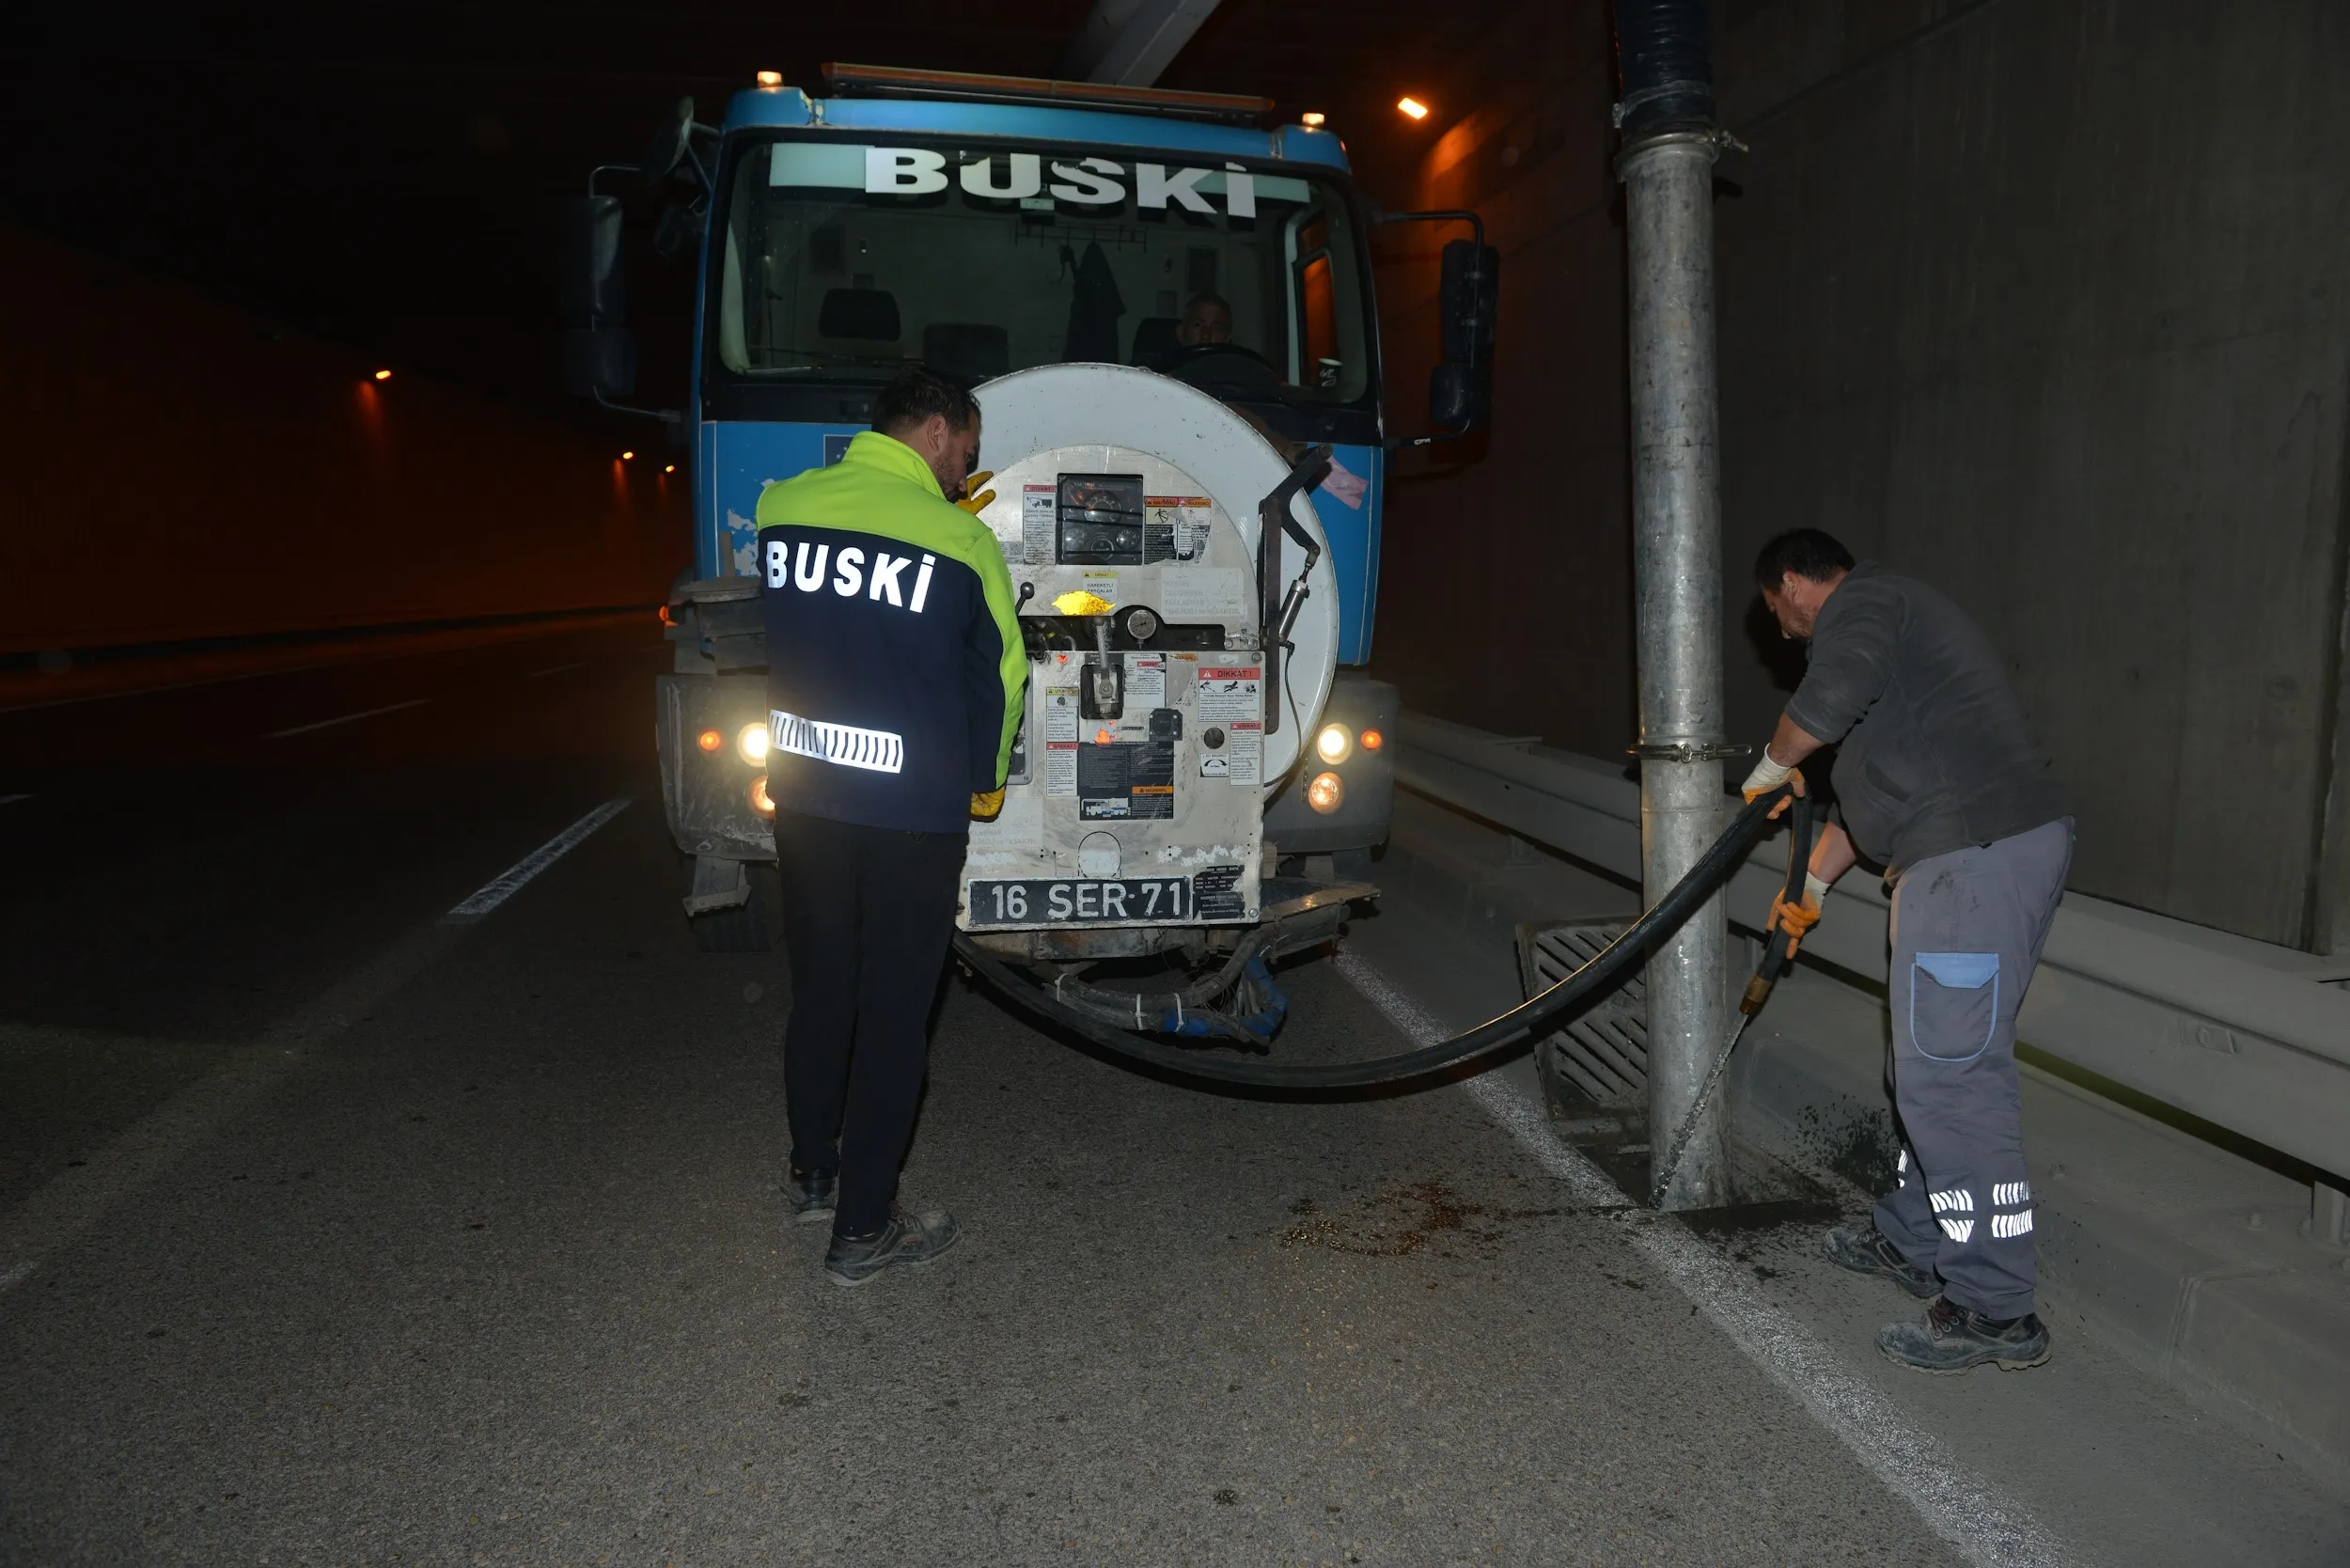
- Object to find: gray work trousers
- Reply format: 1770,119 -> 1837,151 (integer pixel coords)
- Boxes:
1874,817 -> 2075,1319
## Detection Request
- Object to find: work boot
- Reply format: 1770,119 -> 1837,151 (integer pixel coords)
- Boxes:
1878,1296 -> 2052,1373
1822,1224 -> 1939,1299
824,1206 -> 963,1288
785,1168 -> 837,1225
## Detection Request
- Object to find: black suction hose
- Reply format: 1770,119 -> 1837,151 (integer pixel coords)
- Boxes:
950,784 -> 1811,1093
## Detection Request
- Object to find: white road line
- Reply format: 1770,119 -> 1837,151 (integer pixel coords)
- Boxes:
446,799 -> 631,920
525,661 -> 588,679
1330,949 -> 2063,1568
0,793 -> 32,808
265,698 -> 431,738
0,799 -> 631,1296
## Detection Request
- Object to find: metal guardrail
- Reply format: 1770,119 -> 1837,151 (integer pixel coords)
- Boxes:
1395,712 -> 2350,1183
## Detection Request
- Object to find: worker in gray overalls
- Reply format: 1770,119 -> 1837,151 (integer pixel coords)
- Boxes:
1740,528 -> 2073,1373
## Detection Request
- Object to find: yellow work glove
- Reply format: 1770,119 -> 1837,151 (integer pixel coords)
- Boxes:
956,470 -> 996,516
1764,874 -> 1831,957
970,788 -> 1006,821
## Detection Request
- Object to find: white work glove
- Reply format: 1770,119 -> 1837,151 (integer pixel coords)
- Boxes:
1740,746 -> 1794,800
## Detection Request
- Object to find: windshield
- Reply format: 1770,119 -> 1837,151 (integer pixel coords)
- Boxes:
712,136 -> 1373,409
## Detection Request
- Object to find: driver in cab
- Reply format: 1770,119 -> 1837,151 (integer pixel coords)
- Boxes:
1150,291 -> 1238,373
1174,291 -> 1231,349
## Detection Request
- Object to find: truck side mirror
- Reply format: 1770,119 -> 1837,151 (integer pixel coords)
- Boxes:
558,195 -> 635,399
1430,238 -> 1499,432
638,97 -> 700,189
1375,210 -> 1496,451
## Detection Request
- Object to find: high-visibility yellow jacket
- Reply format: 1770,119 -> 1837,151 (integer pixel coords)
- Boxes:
754,431 -> 1026,833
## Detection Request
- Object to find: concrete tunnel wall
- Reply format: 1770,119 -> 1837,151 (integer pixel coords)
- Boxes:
0,227 -> 690,660
1360,0 -> 2350,951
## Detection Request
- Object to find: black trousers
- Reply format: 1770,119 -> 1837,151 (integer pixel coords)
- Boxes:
773,807 -> 967,1237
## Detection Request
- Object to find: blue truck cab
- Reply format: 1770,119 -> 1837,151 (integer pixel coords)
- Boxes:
693,70 -> 1386,664
564,66 -> 1493,948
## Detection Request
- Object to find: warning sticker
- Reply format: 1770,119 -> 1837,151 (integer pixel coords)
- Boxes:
1021,486 -> 1056,566
1042,684 -> 1078,797
1077,745 -> 1129,819
1227,724 -> 1261,788
1146,494 -> 1212,560
1077,738 -> 1175,820
1081,571 -> 1120,611
1197,667 -> 1261,788
1125,653 -> 1166,707
1196,668 -> 1261,724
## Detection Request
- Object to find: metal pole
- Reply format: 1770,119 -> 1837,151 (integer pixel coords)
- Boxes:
1617,1 -> 1733,1210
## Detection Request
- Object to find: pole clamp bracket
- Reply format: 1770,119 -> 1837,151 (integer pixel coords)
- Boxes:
1628,741 -> 1751,763
1614,126 -> 1750,180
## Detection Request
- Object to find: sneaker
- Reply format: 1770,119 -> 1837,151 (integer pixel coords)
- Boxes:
1878,1296 -> 2052,1373
824,1207 -> 963,1288
786,1168 -> 838,1225
1822,1224 -> 1940,1300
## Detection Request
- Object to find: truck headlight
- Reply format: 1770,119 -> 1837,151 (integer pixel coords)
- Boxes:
1314,722 -> 1353,765
747,776 -> 776,815
1307,771 -> 1345,814
737,722 -> 771,764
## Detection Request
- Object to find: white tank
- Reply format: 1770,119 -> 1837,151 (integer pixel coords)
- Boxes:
960,364 -> 1341,949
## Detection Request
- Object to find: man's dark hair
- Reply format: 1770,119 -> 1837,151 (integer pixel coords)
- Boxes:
1754,528 -> 1856,588
872,364 -> 979,438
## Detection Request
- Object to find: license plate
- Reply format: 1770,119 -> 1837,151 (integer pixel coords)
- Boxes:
966,876 -> 1190,927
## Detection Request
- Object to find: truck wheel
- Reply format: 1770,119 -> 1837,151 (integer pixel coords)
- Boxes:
690,865 -> 776,952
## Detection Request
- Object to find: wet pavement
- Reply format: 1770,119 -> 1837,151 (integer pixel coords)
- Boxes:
1,630 -> 2342,1564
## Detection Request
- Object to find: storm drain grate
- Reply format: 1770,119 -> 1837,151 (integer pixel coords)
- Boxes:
1515,917 -> 1647,1107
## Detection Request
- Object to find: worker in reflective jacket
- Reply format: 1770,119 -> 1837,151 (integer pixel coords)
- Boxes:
1741,528 -> 2072,1374
754,365 -> 1025,1288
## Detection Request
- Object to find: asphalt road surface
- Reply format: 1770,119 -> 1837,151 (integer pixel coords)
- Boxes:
1,624 -> 2342,1565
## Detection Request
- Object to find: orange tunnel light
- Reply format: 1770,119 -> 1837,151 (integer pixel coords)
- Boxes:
372,368 -> 392,382
1397,97 -> 1430,121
